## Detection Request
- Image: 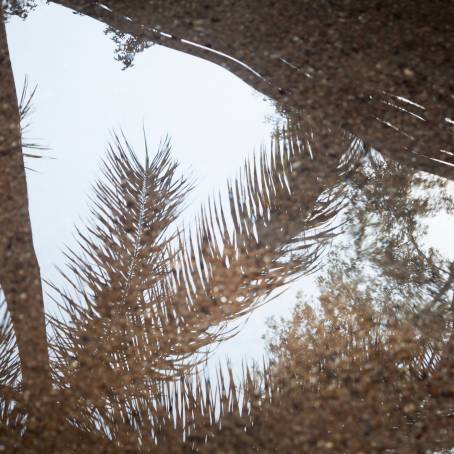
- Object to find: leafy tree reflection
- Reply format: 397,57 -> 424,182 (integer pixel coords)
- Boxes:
247,156 -> 454,452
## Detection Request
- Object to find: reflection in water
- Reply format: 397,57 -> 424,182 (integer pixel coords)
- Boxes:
45,123 -> 352,449
1,1 -> 453,452
260,160 -> 454,452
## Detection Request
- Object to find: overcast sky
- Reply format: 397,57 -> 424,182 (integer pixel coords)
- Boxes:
6,3 -> 454,377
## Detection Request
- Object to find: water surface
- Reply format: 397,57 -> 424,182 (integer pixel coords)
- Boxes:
0,1 -> 453,452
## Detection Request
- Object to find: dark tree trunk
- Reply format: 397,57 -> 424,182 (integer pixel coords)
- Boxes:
0,7 -> 52,414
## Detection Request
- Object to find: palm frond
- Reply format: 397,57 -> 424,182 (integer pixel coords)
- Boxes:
0,296 -> 24,438
48,124 -> 363,449
0,299 -> 20,388
71,362 -> 265,451
18,75 -> 47,159
18,75 -> 36,128
166,124 -> 358,340
49,131 -> 192,401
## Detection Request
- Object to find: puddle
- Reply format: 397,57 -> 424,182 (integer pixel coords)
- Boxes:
1,1 -> 453,452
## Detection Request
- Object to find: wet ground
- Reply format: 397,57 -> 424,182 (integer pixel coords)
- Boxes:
0,1 -> 453,452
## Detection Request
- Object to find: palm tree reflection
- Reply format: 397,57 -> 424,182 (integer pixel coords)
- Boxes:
46,123 -> 350,447
0,117 -> 452,451
0,2 -> 453,449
